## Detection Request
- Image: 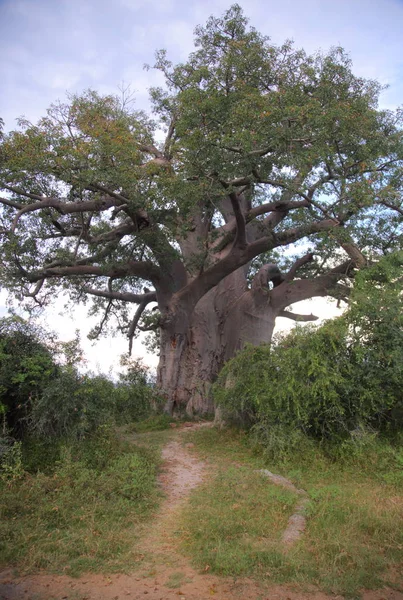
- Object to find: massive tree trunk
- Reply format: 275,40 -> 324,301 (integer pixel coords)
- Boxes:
156,250 -> 349,415
157,266 -> 279,415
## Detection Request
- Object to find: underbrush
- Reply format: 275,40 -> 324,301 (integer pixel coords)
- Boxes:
250,423 -> 403,487
180,426 -> 403,597
0,427 -> 160,576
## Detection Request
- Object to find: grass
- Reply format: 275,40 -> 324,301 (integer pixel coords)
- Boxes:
2,421 -> 402,597
126,413 -> 211,434
127,414 -> 176,433
0,428 -> 160,577
178,427 -> 403,597
179,465 -> 297,576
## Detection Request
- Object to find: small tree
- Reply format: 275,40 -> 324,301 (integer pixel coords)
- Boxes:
1,6 -> 402,413
114,356 -> 158,423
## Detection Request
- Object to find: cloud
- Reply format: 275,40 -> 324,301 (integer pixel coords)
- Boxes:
1,0 -> 402,130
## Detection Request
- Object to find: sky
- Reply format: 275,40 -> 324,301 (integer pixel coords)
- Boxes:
0,0 -> 402,373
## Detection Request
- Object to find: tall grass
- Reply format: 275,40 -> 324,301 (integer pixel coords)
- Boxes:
0,428 -> 160,576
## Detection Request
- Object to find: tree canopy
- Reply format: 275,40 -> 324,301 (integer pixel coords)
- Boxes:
0,6 -> 402,411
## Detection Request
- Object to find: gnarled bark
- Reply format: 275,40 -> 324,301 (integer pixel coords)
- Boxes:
158,266 -> 284,415
157,253 -> 351,415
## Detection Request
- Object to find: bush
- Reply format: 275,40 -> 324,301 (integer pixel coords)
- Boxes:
129,414 -> 174,432
250,423 -> 319,463
0,317 -> 58,437
214,252 -> 403,444
214,319 -> 356,439
0,435 -> 24,481
114,357 -> 162,424
0,318 -> 163,446
30,368 -> 117,439
20,436 -> 63,474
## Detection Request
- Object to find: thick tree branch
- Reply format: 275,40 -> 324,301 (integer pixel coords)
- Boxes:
126,287 -> 159,354
341,243 -> 367,267
23,279 -> 45,298
254,218 -> 339,253
92,299 -> 113,338
221,176 -> 251,187
378,201 -> 403,216
11,196 -> 120,232
271,259 -> 354,311
128,301 -> 150,355
25,260 -> 162,285
0,196 -> 23,210
247,199 -> 309,221
86,184 -> 129,203
284,252 -> 315,282
278,310 -> 319,322
137,143 -> 164,158
91,221 -> 136,243
163,116 -> 177,159
176,218 -> 341,316
229,192 -> 247,248
252,264 -> 284,291
212,143 -> 274,157
212,199 -> 309,253
81,286 -> 157,304
2,184 -> 49,202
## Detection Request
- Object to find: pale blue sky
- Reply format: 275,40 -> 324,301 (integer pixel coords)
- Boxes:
0,0 -> 402,371
1,0 -> 402,131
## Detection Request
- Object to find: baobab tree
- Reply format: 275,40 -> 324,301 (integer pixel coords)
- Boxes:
1,6 -> 402,413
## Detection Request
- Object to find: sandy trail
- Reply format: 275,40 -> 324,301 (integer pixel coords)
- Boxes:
136,435 -> 207,568
0,424 -> 402,600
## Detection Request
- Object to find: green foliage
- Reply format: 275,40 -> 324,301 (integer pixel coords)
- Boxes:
0,429 -> 159,575
129,413 -> 174,432
0,437 -> 24,482
0,317 -> 57,437
0,5 -> 402,351
30,368 -> 116,439
0,316 -> 160,444
20,436 -> 63,474
214,252 -> 403,443
250,423 -> 319,463
114,357 -> 161,424
214,322 -> 355,438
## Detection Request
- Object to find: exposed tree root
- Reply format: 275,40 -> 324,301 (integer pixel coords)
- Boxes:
257,469 -> 309,547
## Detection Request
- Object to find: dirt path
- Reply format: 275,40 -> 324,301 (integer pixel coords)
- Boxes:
1,424 -> 402,600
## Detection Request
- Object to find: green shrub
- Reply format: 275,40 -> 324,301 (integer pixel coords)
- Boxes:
0,318 -> 160,445
20,436 -> 63,474
214,319 -> 357,439
214,252 -> 403,444
250,423 -> 319,463
0,317 -> 58,437
0,436 -> 24,481
130,413 -> 174,432
114,357 -> 162,424
29,368 -> 116,439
